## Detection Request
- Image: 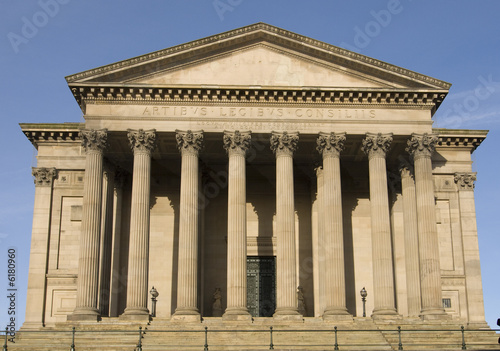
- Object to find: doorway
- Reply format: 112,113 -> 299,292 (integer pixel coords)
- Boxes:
247,256 -> 276,317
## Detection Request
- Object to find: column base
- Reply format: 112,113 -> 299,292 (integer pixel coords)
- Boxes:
67,307 -> 100,322
273,308 -> 302,321
371,308 -> 401,321
20,322 -> 44,330
223,307 -> 252,321
323,308 -> 353,321
420,308 -> 451,320
120,307 -> 150,321
172,307 -> 201,322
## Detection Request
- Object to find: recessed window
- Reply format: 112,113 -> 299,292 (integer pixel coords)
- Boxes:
442,298 -> 452,309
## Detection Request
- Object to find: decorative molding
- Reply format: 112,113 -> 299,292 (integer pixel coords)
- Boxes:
176,130 -> 204,155
21,124 -> 81,148
316,132 -> 346,158
81,129 -> 108,153
435,134 -> 486,151
361,132 -> 393,159
127,129 -> 157,155
32,167 -> 57,187
65,23 -> 450,90
454,172 -> 476,191
270,131 -> 299,157
223,130 -> 251,156
69,85 -> 445,110
398,162 -> 414,180
406,133 -> 439,160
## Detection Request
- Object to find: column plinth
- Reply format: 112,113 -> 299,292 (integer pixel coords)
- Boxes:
173,130 -> 203,322
122,129 -> 156,320
317,132 -> 352,320
70,129 -> 107,321
407,133 -> 448,320
223,131 -> 252,321
270,131 -> 302,320
362,133 -> 398,317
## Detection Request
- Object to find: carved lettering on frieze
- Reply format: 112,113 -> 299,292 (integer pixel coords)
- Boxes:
176,130 -> 204,155
362,132 -> 393,159
270,131 -> 299,157
316,132 -> 346,158
454,172 -> 477,191
32,167 -> 57,187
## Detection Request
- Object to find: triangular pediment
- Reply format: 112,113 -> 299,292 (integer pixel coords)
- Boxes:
66,23 -> 451,91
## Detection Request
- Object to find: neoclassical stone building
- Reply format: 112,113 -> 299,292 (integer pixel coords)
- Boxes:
21,23 -> 488,330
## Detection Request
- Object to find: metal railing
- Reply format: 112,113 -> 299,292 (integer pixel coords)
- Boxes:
2,325 -> 499,350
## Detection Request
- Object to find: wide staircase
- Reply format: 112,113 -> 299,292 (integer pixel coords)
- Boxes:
5,318 -> 500,350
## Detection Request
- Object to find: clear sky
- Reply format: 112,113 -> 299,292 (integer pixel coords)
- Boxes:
1,0 -> 499,330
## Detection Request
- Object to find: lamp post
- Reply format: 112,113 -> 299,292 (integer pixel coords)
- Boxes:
150,286 -> 159,317
360,287 -> 367,317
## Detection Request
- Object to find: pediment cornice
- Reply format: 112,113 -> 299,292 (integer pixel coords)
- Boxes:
65,23 -> 451,91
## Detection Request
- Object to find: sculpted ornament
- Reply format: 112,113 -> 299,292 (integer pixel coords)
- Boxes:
398,161 -> 414,180
32,167 -> 56,186
270,131 -> 299,156
454,172 -> 476,190
316,132 -> 346,158
223,130 -> 251,156
406,133 -> 438,160
127,129 -> 157,154
81,129 -> 108,153
176,130 -> 204,155
362,133 -> 393,159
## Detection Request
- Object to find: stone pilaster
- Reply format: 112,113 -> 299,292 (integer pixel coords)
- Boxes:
362,132 -> 398,316
24,167 -> 56,328
222,131 -> 252,320
270,131 -> 301,319
173,130 -> 203,321
316,132 -> 351,320
399,163 -> 421,317
406,133 -> 447,319
71,129 -> 107,321
454,172 -> 487,326
122,129 -> 156,319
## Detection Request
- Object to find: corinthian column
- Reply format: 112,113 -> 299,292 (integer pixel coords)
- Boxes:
71,129 -> 107,321
24,168 -> 56,328
454,173 -> 487,326
173,130 -> 203,321
406,133 -> 447,319
362,133 -> 398,316
399,163 -> 421,317
270,131 -> 301,319
316,132 -> 351,320
122,129 -> 156,320
223,131 -> 252,321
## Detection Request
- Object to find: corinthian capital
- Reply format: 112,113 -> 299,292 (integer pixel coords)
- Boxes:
223,130 -> 251,156
81,129 -> 108,153
454,172 -> 476,190
127,129 -> 157,155
176,130 -> 204,155
406,133 -> 438,160
32,167 -> 56,187
316,132 -> 346,158
270,131 -> 299,157
362,132 -> 393,159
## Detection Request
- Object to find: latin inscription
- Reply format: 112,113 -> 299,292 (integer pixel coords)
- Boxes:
141,106 -> 376,120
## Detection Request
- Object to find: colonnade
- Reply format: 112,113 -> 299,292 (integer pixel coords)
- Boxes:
70,129 -> 450,321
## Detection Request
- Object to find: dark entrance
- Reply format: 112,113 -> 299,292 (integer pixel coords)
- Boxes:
247,256 -> 276,317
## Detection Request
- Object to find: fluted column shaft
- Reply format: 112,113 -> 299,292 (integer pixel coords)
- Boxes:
72,129 -> 107,320
123,129 -> 156,318
99,167 -> 114,316
223,131 -> 251,319
173,130 -> 203,320
407,133 -> 446,318
317,132 -> 351,319
271,131 -> 301,318
399,164 -> 421,317
362,133 -> 397,316
24,168 -> 56,328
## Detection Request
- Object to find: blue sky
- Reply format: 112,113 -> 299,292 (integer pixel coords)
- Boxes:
1,0 -> 499,330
